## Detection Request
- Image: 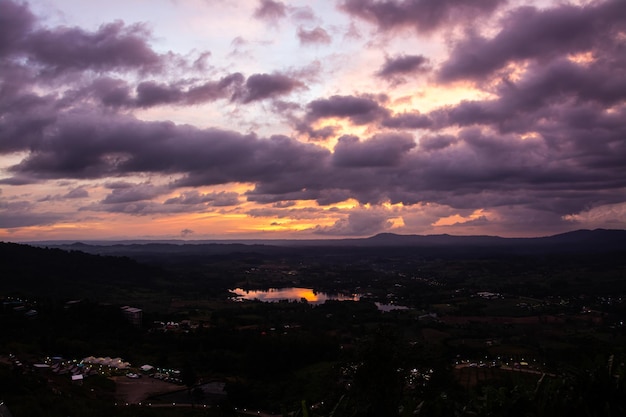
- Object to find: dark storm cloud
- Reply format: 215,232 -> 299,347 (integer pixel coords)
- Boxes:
235,73 -> 305,103
297,26 -> 332,45
439,0 -> 626,82
254,0 -> 287,24
376,54 -> 429,81
333,133 -> 415,167
340,0 -> 504,33
305,95 -> 390,125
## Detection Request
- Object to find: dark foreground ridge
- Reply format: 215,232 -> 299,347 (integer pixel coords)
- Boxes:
2,229 -> 626,416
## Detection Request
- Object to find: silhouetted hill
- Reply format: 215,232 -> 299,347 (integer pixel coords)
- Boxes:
365,228 -> 626,250
22,229 -> 626,264
0,242 -> 164,299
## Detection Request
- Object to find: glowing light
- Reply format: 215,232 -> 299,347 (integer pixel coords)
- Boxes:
433,209 -> 486,227
520,132 -> 541,141
567,51 -> 595,65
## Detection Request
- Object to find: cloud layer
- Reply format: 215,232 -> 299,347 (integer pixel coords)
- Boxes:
1,0 -> 625,239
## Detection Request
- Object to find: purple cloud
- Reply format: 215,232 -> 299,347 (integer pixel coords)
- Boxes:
305,95 -> 390,125
383,112 -> 433,129
0,193 -> 66,228
236,73 -> 305,103
333,133 -> 415,167
79,73 -> 245,108
0,0 -> 35,56
340,0 -> 505,33
180,228 -> 194,237
101,183 -> 167,204
2,0 -> 626,237
290,6 -> 316,22
313,208 -> 394,236
439,0 -> 626,82
37,186 -> 89,202
376,54 -> 429,82
254,0 -> 287,24
136,81 -> 183,107
164,190 -> 240,207
297,26 -> 332,45
25,21 -> 161,75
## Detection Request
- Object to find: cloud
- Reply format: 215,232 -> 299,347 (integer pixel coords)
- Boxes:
340,0 -> 505,33
101,183 -> 167,204
247,206 -> 323,220
312,207 -> 395,236
438,0 -> 626,82
383,112 -> 433,129
164,190 -> 240,207
2,0 -> 626,238
180,228 -> 194,237
77,73 -> 245,108
297,26 -> 332,45
135,81 -> 183,107
38,186 -> 89,202
305,95 -> 390,125
65,187 -> 89,199
290,6 -> 316,22
0,0 -> 35,56
333,133 -> 415,167
235,73 -> 305,103
376,54 -> 429,83
254,0 -> 287,24
4,110 -> 330,187
25,21 -> 162,75
0,194 -> 66,228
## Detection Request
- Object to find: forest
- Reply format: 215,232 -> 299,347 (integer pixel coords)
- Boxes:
1,231 -> 626,416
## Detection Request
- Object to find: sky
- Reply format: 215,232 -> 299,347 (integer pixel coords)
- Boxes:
1,0 -> 625,241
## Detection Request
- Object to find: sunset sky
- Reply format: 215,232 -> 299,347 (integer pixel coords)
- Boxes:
1,0 -> 625,241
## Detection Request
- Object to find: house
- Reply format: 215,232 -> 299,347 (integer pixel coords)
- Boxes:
120,306 -> 142,327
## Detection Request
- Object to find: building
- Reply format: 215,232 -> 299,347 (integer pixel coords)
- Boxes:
120,306 -> 142,327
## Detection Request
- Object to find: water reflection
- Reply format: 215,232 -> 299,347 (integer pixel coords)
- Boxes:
231,287 -> 359,304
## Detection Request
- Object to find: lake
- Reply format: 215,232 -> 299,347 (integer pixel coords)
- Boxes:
230,287 -> 409,311
230,287 -> 359,304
